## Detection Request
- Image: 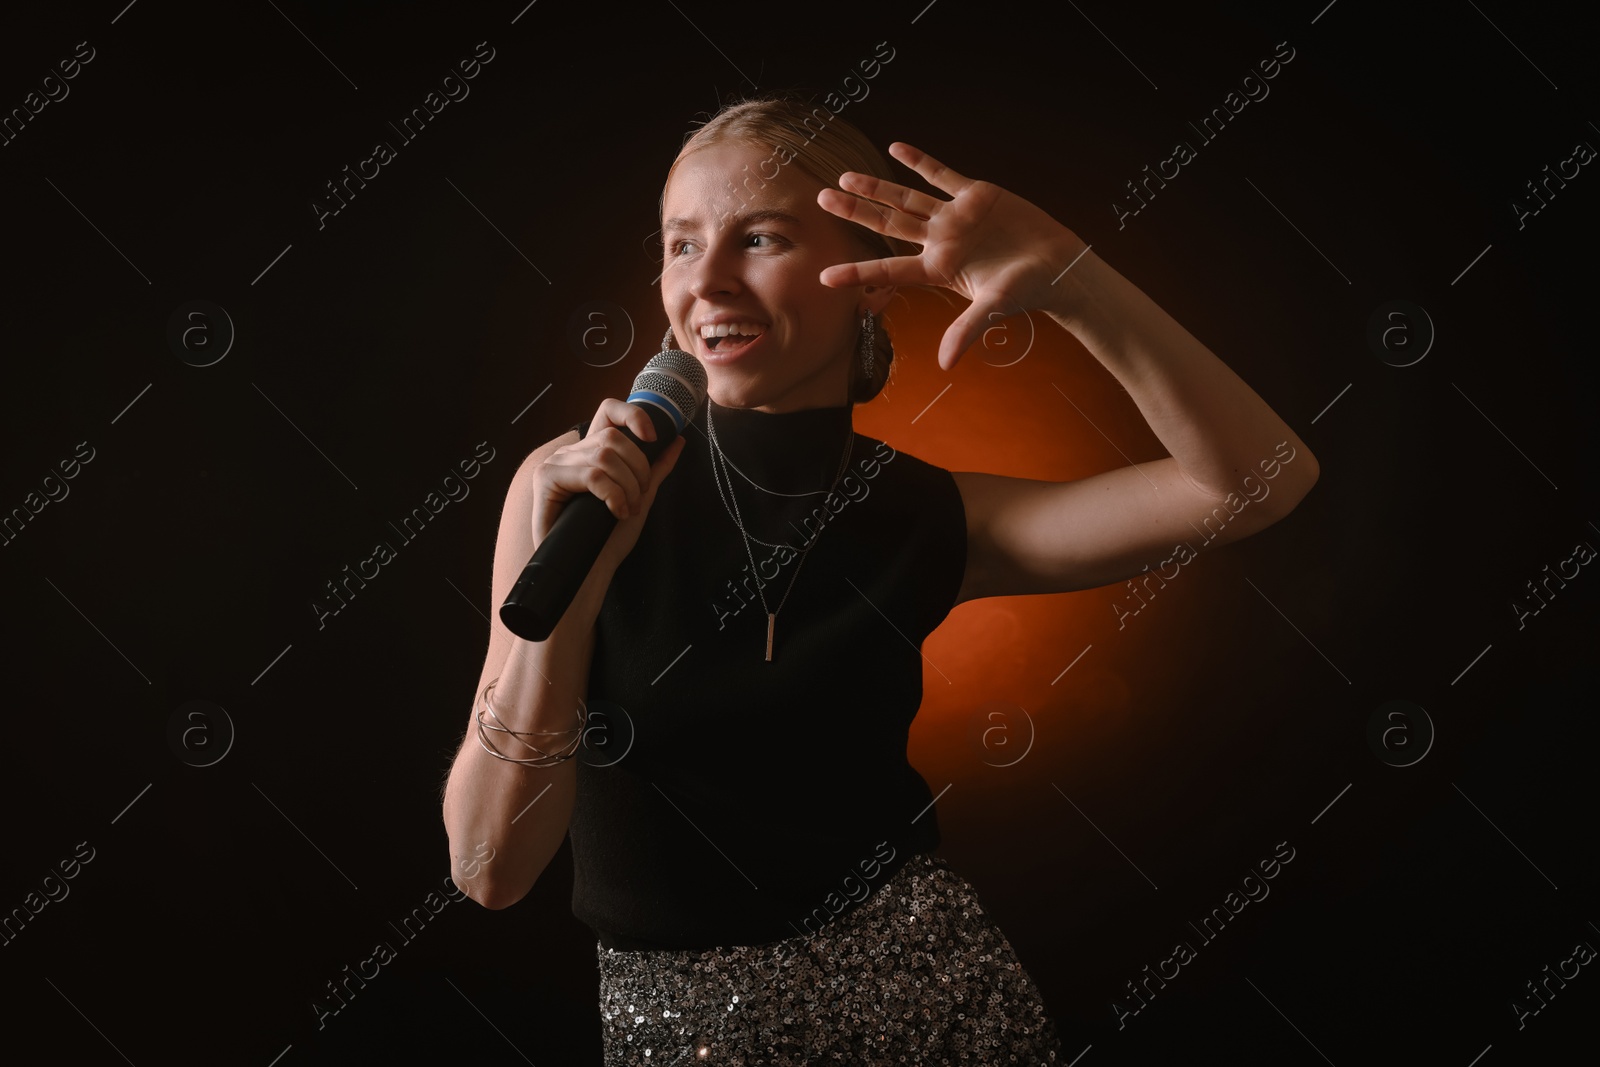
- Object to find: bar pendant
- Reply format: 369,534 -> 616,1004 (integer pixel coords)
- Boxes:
765,613 -> 775,662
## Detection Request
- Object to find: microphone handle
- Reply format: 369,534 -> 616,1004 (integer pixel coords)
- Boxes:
498,404 -> 678,642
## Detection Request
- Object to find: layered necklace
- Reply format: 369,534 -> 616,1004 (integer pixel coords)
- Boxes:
705,401 -> 854,661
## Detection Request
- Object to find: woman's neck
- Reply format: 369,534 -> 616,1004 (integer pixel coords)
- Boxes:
699,396 -> 856,496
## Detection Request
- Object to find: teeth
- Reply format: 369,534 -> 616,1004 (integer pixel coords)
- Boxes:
700,323 -> 765,339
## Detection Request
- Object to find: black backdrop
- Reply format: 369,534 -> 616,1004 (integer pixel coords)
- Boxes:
3,1 -> 1596,1064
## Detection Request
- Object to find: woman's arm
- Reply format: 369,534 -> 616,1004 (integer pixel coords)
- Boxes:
443,435 -> 590,909
818,143 -> 1318,603
442,410 -> 686,907
953,244 -> 1318,602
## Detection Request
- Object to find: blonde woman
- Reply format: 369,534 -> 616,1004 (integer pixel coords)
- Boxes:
443,93 -> 1318,1064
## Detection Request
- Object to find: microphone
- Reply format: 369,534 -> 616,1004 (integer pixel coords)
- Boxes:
498,347 -> 707,642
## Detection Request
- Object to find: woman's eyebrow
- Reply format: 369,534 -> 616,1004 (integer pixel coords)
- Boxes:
663,208 -> 804,232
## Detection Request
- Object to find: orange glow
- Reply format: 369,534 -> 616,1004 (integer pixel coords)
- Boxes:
851,288 -> 1201,783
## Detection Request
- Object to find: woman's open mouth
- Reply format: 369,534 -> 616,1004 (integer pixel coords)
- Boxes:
700,324 -> 767,363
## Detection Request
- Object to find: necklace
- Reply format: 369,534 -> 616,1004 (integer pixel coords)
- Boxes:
710,428 -> 839,497
705,402 -> 854,661
706,406 -> 855,551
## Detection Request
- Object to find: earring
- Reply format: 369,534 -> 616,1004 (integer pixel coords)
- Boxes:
661,327 -> 678,353
859,310 -> 876,379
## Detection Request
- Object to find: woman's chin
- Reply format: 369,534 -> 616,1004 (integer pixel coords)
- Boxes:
702,352 -> 854,413
706,380 -> 758,410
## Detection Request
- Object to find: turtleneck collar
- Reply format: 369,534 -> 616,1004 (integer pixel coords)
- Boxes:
695,396 -> 856,496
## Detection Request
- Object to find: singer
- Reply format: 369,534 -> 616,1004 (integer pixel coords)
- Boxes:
442,93 -> 1318,1065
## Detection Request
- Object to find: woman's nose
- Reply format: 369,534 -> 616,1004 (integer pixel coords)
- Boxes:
687,236 -> 742,299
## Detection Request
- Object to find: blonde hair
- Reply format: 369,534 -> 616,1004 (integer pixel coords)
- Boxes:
661,93 -> 925,403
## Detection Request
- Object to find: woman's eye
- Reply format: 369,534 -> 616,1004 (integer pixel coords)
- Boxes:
666,233 -> 779,258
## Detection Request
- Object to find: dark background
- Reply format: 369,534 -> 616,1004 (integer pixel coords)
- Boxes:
2,1 -> 1595,1063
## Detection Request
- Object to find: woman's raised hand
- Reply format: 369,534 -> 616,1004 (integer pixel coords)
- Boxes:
818,142 -> 1084,371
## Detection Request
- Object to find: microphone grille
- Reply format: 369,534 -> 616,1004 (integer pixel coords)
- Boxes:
631,348 -> 708,427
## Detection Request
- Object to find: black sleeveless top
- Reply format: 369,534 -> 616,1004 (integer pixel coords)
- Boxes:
565,396 -> 967,952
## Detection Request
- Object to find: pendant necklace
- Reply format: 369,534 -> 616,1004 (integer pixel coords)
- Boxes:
706,403 -> 854,661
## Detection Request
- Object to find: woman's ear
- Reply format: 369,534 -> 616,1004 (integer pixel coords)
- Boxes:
863,284 -> 897,317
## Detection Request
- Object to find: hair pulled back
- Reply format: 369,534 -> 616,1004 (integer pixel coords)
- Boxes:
663,94 -> 920,403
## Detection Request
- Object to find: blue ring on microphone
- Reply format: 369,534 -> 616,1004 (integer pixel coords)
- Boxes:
626,389 -> 686,434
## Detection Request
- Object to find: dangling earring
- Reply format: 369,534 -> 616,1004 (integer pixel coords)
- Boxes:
661,327 -> 678,353
859,310 -> 876,379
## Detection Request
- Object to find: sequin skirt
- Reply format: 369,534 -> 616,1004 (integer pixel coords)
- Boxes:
595,852 -> 1063,1065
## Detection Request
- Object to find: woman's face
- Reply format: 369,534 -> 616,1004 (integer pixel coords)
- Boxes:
660,141 -> 893,413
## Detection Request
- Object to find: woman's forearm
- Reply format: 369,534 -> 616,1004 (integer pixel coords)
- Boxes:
441,583 -> 605,910
1040,245 -> 1319,506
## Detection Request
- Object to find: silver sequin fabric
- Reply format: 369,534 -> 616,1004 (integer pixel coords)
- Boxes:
595,852 -> 1063,1065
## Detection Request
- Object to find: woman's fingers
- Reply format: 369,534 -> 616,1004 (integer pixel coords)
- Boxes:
594,398 -> 662,515
545,410 -> 655,519
529,405 -> 687,563
599,397 -> 658,446
887,141 -> 974,197
938,300 -> 997,372
817,188 -> 928,246
819,253 -> 932,289
551,440 -> 640,518
835,171 -> 944,221
608,427 -> 659,510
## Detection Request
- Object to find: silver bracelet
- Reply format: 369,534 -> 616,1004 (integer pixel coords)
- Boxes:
474,678 -> 587,767
479,679 -> 585,735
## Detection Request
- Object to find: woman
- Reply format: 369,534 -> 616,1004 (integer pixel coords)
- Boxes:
442,95 -> 1318,1064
